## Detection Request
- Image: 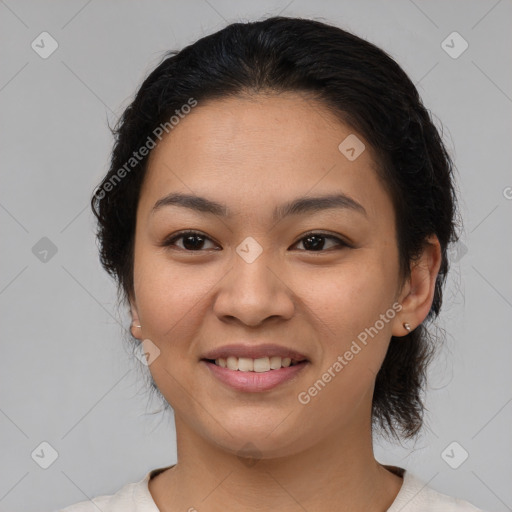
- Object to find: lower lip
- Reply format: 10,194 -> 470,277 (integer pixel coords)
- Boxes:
202,360 -> 308,392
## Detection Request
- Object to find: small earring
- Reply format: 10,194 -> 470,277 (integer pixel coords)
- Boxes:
403,322 -> 412,332
132,323 -> 141,328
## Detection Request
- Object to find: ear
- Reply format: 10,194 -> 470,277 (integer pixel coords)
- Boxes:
392,234 -> 443,337
129,297 -> 142,340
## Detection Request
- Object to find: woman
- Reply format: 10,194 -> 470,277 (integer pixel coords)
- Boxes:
61,16 -> 485,512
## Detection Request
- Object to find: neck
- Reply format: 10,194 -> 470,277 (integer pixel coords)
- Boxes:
149,415 -> 403,511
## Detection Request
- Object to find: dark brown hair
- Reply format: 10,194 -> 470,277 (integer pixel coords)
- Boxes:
91,16 -> 461,440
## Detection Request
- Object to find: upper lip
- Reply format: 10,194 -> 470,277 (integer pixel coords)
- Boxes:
201,344 -> 308,362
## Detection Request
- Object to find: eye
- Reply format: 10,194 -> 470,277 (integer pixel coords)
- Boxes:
292,231 -> 351,252
161,231 -> 219,251
161,230 -> 351,252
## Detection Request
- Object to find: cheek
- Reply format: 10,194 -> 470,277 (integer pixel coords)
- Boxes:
133,257 -> 207,408
290,256 -> 398,414
293,270 -> 395,426
295,254 -> 398,338
133,246 -> 215,338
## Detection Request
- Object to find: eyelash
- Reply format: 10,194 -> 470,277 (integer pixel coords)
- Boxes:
161,230 -> 352,252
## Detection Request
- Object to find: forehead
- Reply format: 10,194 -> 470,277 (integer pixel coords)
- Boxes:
140,92 -> 392,224
148,92 -> 366,166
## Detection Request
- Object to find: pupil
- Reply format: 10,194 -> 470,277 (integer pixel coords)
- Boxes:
183,234 -> 204,250
304,235 -> 324,251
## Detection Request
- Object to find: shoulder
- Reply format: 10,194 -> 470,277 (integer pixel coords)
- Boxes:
56,469 -> 164,512
57,481 -> 147,512
388,470 -> 487,512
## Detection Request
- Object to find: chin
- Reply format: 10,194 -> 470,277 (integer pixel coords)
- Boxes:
205,422 -> 308,461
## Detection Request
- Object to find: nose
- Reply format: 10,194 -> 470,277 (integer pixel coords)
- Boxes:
212,249 -> 295,327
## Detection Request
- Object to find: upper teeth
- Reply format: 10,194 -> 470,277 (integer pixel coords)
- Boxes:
215,356 -> 294,372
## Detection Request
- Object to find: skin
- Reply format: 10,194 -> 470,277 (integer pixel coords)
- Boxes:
128,91 -> 442,511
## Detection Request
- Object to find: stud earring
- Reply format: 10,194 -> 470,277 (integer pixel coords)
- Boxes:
403,322 -> 412,332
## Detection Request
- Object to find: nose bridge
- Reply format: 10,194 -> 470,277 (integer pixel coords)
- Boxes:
213,238 -> 294,325
234,242 -> 275,291
232,238 -> 279,301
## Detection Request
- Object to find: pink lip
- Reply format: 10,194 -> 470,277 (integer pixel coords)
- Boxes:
201,343 -> 308,362
202,360 -> 309,392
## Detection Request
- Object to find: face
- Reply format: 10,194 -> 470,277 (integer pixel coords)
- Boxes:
129,92 -> 408,459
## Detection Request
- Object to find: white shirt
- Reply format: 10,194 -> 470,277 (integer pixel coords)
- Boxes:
58,465 -> 485,511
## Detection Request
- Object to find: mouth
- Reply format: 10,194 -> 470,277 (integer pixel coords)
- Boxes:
200,346 -> 310,392
199,344 -> 310,392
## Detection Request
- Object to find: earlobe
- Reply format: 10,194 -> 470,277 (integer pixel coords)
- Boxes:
129,299 -> 142,339
392,235 -> 442,338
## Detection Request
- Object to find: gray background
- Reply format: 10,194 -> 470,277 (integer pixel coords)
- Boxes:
1,1 -> 511,511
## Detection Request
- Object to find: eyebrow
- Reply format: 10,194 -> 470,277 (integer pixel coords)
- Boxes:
151,192 -> 368,222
